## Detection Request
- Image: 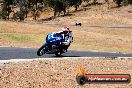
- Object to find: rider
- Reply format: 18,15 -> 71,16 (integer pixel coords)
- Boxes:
49,26 -> 73,52
61,26 -> 73,43
58,26 -> 73,52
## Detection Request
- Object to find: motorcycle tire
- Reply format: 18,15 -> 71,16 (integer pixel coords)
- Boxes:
55,52 -> 62,57
37,44 -> 46,56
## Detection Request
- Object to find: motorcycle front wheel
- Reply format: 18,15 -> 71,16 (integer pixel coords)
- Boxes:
37,44 -> 46,56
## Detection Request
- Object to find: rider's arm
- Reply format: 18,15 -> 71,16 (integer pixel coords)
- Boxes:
62,32 -> 73,45
68,31 -> 73,43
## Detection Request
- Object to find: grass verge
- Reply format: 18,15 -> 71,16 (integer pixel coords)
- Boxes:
0,33 -> 33,43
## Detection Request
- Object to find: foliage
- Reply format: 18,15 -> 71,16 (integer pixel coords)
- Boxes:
127,0 -> 132,4
0,0 -> 131,21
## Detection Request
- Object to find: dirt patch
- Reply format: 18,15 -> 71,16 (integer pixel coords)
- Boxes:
0,58 -> 132,88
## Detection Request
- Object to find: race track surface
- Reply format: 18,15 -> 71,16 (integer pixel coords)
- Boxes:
0,47 -> 132,60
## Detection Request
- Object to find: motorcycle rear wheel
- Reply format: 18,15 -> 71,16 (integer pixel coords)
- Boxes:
55,52 -> 62,57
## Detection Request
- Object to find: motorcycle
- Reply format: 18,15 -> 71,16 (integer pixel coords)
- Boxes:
37,31 -> 73,56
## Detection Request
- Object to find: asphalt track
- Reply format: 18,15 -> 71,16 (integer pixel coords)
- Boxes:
0,47 -> 132,60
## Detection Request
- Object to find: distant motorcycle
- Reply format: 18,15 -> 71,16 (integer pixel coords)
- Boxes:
37,31 -> 73,56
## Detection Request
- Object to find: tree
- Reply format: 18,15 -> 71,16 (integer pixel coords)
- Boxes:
67,0 -> 82,11
28,0 -> 44,20
12,0 -> 44,20
114,0 -> 123,7
127,0 -> 132,4
1,0 -> 13,20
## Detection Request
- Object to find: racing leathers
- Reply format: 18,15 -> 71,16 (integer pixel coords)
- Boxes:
49,31 -> 73,52
58,31 -> 73,52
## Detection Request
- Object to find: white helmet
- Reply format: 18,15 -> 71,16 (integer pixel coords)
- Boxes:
62,26 -> 70,35
62,26 -> 70,31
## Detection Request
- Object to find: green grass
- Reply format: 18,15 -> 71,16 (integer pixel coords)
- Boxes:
0,33 -> 33,43
0,28 -> 14,33
0,27 -> 47,46
0,31 -> 46,47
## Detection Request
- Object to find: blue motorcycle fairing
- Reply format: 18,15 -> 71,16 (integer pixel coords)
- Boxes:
45,33 -> 63,47
43,33 -> 64,54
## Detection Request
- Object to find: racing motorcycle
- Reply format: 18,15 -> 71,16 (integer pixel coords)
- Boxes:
37,31 -> 73,56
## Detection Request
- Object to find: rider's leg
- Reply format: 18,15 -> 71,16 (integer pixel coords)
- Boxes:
64,44 -> 70,52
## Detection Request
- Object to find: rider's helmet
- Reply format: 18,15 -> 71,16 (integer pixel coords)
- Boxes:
62,26 -> 70,35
